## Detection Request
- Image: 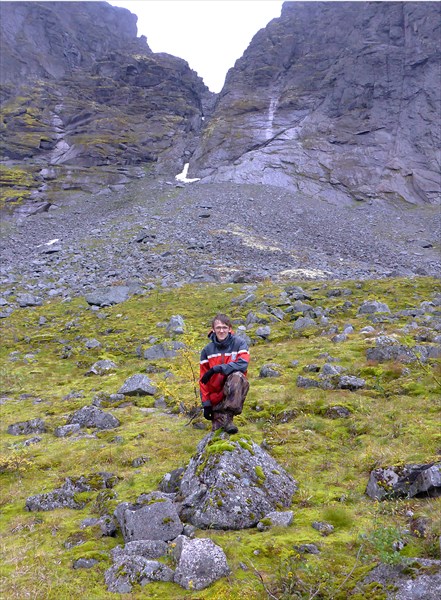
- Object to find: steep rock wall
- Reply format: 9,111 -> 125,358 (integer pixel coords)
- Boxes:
190,1 -> 441,205
0,1 -> 214,207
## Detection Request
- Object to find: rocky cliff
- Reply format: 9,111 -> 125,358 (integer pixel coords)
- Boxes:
190,1 -> 441,205
0,1 -> 214,207
0,1 -> 440,211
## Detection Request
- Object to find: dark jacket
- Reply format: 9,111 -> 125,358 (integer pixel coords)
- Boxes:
200,331 -> 250,406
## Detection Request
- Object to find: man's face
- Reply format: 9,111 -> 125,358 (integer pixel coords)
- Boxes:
213,320 -> 231,341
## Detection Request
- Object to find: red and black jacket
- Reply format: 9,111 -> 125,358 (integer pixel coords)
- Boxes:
200,331 -> 250,407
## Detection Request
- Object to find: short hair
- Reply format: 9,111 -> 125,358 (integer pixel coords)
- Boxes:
211,313 -> 232,329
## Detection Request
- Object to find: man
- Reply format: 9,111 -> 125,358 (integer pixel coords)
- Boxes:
199,313 -> 250,434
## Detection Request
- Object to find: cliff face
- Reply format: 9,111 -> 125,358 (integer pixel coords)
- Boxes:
0,1 -> 439,210
190,1 -> 441,205
0,1 -> 214,207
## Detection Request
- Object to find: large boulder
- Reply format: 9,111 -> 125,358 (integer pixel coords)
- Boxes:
178,433 -> 297,529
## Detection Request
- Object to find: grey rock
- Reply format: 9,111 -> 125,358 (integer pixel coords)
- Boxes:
85,359 -> 117,376
111,540 -> 168,561
7,418 -> 46,436
178,434 -> 297,530
85,285 -> 141,307
16,293 -> 43,307
118,374 -> 157,396
173,535 -> 230,590
67,405 -> 120,429
325,405 -> 352,419
293,316 -> 316,330
73,558 -> 98,569
166,314 -> 185,335
54,423 -> 81,437
85,338 -> 101,349
338,376 -> 366,390
81,516 -> 117,537
331,333 -> 348,343
361,559 -> 441,600
143,341 -> 186,360
296,376 -> 320,389
104,555 -> 174,593
358,301 -> 391,315
255,325 -> 271,339
293,544 -> 320,554
158,467 -> 186,494
23,436 -> 42,446
321,363 -> 343,376
366,463 -> 441,500
26,472 -> 117,512
116,498 -> 183,542
312,521 -> 335,536
257,510 -> 293,530
259,363 -> 282,378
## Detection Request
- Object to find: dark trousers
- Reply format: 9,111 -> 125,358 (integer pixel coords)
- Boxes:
212,372 -> 249,432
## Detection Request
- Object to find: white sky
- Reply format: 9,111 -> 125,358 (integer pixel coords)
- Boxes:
108,1 -> 284,92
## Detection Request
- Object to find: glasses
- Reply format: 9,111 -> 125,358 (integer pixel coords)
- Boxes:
214,326 -> 229,331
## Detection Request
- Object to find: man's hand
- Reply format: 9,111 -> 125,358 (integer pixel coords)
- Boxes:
203,406 -> 213,420
201,367 -> 220,384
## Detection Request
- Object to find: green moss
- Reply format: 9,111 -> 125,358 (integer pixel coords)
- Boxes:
0,276 -> 439,599
254,465 -> 266,482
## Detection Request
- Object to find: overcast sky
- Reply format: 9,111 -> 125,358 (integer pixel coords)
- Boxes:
108,1 -> 284,92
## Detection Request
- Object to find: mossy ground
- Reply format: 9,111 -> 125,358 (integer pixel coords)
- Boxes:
0,277 -> 440,599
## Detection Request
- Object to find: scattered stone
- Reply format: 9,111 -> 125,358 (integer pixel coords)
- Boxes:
115,494 -> 183,542
293,316 -> 316,330
23,436 -> 42,446
312,521 -> 335,536
366,463 -> 441,500
173,535 -> 230,591
338,376 -> 366,390
361,559 -> 441,600
118,374 -> 157,396
255,326 -> 271,339
166,315 -> 185,335
54,424 -> 81,437
26,472 -> 117,511
259,363 -> 282,377
325,405 -> 352,419
85,338 -> 102,349
73,558 -> 99,569
85,359 -> 118,376
158,467 -> 186,494
332,333 -> 347,343
358,300 -> 391,314
16,293 -> 43,307
67,405 -> 120,430
293,544 -> 320,554
81,516 -> 118,537
296,376 -> 320,389
257,511 -> 293,530
104,555 -> 174,594
111,540 -> 168,561
143,341 -> 186,360
85,285 -> 141,307
7,418 -> 46,436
